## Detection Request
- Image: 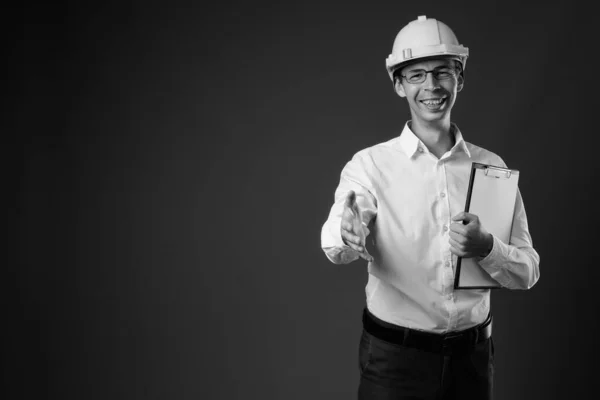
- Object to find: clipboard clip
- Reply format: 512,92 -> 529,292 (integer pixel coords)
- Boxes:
484,166 -> 512,179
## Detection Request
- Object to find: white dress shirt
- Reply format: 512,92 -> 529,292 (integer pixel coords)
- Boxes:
321,122 -> 540,333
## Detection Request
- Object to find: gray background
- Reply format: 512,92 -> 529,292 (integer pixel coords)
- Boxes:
9,1 -> 597,399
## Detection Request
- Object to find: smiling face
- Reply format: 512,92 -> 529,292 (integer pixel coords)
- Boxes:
394,57 -> 464,124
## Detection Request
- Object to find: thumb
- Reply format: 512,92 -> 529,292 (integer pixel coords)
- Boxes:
453,212 -> 476,225
351,194 -> 362,217
344,190 -> 356,210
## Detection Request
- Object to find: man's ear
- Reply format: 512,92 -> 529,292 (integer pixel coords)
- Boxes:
456,71 -> 465,93
394,78 -> 407,98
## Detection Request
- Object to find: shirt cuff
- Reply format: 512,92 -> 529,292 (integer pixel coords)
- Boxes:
322,221 -> 361,264
323,245 -> 361,264
477,235 -> 514,287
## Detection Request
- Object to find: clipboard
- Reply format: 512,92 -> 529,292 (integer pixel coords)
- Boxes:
454,162 -> 519,289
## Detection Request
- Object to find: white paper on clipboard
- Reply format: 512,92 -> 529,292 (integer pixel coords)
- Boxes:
454,162 -> 520,289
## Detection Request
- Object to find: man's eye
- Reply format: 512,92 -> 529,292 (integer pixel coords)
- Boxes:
435,69 -> 454,78
409,72 -> 425,80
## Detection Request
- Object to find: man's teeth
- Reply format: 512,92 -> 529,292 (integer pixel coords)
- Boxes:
422,98 -> 444,105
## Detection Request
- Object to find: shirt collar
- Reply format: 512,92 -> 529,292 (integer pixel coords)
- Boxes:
397,121 -> 471,159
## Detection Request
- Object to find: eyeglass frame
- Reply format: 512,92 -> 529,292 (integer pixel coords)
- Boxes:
399,66 -> 461,84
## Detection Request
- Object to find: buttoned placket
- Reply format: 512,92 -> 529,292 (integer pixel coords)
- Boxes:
437,155 -> 458,331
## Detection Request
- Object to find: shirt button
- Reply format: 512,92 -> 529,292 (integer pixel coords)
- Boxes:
445,261 -> 451,268
440,192 -> 446,198
418,148 -> 424,153
443,225 -> 448,232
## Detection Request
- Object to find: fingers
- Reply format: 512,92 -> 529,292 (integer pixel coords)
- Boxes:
341,227 -> 374,262
450,237 -> 477,258
449,245 -> 461,256
341,211 -> 367,247
448,230 -> 466,243
358,250 -> 374,263
343,234 -> 373,261
449,241 -> 466,257
341,224 -> 369,253
344,238 -> 365,253
340,219 -> 353,232
341,227 -> 363,249
342,190 -> 373,262
363,224 -> 370,237
449,237 -> 464,254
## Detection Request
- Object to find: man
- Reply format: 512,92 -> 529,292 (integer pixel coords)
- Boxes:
320,16 -> 540,400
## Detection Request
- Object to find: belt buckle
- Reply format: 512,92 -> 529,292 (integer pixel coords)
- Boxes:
442,331 -> 464,350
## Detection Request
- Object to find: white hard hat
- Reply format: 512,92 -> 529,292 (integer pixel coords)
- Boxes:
385,15 -> 469,81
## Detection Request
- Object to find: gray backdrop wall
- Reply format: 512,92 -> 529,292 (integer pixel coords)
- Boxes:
9,1 -> 598,399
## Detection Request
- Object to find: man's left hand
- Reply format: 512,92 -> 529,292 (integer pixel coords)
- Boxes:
449,212 -> 493,258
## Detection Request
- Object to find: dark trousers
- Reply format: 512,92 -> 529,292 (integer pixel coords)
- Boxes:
358,309 -> 494,400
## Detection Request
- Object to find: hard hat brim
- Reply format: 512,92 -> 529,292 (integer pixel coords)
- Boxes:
386,45 -> 469,81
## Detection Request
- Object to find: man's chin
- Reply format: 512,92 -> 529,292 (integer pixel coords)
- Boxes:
411,111 -> 449,124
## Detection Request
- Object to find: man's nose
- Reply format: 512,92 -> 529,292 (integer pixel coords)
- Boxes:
423,71 -> 440,90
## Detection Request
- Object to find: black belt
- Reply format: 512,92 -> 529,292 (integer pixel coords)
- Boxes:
362,307 -> 492,354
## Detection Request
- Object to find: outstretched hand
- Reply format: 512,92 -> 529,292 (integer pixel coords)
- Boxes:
341,191 -> 374,262
449,212 -> 493,258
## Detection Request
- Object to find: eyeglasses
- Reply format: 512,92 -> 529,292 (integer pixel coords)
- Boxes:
401,67 -> 458,84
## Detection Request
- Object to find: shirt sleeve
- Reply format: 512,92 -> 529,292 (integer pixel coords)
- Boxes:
321,152 -> 378,264
477,169 -> 541,289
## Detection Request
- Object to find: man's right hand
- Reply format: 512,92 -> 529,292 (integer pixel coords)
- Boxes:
341,190 -> 374,262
